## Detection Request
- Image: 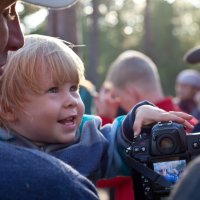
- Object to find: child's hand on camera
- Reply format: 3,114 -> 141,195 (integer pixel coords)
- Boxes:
133,105 -> 193,137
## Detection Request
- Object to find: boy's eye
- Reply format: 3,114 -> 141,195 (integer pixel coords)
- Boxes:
47,87 -> 59,93
70,85 -> 79,92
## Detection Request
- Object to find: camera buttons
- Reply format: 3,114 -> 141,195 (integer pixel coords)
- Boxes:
192,142 -> 200,149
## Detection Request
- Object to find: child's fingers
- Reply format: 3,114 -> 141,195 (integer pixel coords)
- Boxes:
158,114 -> 184,123
157,112 -> 191,123
183,120 -> 194,130
133,117 -> 142,137
168,111 -> 192,120
133,108 -> 194,137
167,111 -> 194,129
154,112 -> 194,130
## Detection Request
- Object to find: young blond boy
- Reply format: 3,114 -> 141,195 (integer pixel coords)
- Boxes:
0,34 -> 192,182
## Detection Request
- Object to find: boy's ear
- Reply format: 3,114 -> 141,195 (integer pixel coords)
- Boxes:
1,110 -> 17,122
126,84 -> 138,97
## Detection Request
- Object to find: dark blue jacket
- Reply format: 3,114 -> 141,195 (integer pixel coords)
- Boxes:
0,142 -> 99,200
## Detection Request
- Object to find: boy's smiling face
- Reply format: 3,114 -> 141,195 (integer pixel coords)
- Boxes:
9,71 -> 85,145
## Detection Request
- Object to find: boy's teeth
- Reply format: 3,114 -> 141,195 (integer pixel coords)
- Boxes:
59,117 -> 74,124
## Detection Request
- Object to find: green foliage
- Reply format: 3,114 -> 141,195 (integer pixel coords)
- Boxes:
145,0 -> 183,95
149,0 -> 200,95
81,0 -> 144,88
20,0 -> 200,94
18,3 -> 47,35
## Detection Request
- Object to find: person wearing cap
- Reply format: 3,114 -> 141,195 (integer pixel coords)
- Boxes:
183,45 -> 200,64
0,0 -> 99,199
168,43 -> 200,200
175,69 -> 200,119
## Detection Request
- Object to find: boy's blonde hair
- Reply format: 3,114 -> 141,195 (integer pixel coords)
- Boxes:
0,34 -> 85,119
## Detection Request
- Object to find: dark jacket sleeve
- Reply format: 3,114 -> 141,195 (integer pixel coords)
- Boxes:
0,142 -> 99,200
122,101 -> 155,141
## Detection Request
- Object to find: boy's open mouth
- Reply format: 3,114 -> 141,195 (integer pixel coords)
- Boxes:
58,116 -> 75,125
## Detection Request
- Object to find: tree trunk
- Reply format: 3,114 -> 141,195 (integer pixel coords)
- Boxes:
47,3 -> 82,56
87,0 -> 100,86
143,0 -> 153,58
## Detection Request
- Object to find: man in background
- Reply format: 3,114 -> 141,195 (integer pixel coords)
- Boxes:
106,50 -> 184,114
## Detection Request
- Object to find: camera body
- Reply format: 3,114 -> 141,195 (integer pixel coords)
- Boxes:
127,121 -> 200,199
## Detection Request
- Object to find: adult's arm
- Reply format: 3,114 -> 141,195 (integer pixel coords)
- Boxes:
0,142 -> 99,200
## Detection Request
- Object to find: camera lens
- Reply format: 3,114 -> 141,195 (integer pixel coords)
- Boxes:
160,137 -> 173,149
157,135 -> 176,155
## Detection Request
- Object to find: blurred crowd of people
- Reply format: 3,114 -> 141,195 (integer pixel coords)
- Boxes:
81,50 -> 200,129
80,48 -> 200,200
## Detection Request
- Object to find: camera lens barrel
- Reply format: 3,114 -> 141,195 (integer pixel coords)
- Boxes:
151,122 -> 186,156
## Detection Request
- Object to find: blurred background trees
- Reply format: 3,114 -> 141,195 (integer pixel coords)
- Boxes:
19,0 -> 200,95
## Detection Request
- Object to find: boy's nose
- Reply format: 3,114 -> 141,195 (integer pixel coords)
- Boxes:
63,94 -> 78,108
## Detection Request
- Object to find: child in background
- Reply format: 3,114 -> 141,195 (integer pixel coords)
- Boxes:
0,34 -> 193,183
94,81 -> 122,125
175,69 -> 200,117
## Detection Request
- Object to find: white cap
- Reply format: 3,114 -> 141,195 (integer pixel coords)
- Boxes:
24,0 -> 79,9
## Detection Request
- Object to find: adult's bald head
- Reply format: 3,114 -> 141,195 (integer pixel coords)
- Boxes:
106,50 -> 162,93
105,50 -> 164,111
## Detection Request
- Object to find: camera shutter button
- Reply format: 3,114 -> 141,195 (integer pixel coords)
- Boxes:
141,146 -> 146,152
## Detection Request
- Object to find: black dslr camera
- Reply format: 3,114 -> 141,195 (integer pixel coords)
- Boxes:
126,121 -> 200,200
